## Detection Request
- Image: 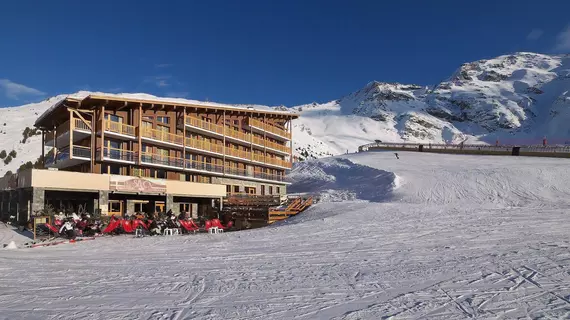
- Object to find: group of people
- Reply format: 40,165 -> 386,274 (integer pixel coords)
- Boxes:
56,213 -> 102,239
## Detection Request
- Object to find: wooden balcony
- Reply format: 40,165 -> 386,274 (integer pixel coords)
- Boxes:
141,152 -> 184,169
185,137 -> 291,169
45,146 -> 91,169
45,119 -> 92,147
141,127 -> 184,146
103,120 -> 136,138
185,116 -> 225,135
185,137 -> 225,155
98,147 -> 136,163
247,118 -> 291,140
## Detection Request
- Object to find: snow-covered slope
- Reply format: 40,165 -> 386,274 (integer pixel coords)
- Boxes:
0,95 -> 67,174
3,52 -> 570,170
292,52 -> 570,159
3,152 -> 570,319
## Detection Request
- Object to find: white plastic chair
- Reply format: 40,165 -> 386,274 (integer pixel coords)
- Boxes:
208,227 -> 219,234
163,228 -> 173,236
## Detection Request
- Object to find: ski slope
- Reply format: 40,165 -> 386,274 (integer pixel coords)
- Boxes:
2,152 -> 570,319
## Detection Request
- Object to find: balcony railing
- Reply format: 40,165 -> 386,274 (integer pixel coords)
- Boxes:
104,120 -> 136,137
73,119 -> 91,131
45,146 -> 90,166
45,119 -> 92,146
247,118 -> 291,139
185,116 -> 225,135
141,127 -> 184,145
185,137 -> 225,154
141,152 -> 184,168
224,126 -> 251,142
72,146 -> 91,158
225,147 -> 252,160
100,147 -> 136,162
184,160 -> 286,182
185,160 -> 225,174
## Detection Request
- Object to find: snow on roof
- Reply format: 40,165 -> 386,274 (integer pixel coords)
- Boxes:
35,91 -> 298,127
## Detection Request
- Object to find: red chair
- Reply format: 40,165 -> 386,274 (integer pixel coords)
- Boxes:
204,220 -> 212,231
121,220 -> 134,233
102,219 -> 120,233
132,219 -> 148,230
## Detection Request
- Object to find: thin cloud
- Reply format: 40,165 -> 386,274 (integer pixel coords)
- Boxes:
144,75 -> 172,87
526,28 -> 543,41
0,79 -> 45,100
155,63 -> 173,68
554,25 -> 570,52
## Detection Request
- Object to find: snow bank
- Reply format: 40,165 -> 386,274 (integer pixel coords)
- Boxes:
288,157 -> 398,202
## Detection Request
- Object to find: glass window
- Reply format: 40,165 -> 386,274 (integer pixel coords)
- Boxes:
142,116 -> 153,121
109,165 -> 121,175
233,185 -> 240,193
157,116 -> 169,125
105,114 -> 122,123
269,186 -> 273,195
276,186 -> 280,194
156,169 -> 166,179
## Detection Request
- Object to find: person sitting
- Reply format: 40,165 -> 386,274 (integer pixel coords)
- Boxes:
59,218 -> 76,239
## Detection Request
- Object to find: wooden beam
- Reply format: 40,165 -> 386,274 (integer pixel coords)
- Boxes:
41,130 -> 45,169
100,105 -> 105,159
71,109 -> 92,130
69,110 -> 74,160
138,103 -> 142,164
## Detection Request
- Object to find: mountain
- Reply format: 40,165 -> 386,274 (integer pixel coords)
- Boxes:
292,52 -> 570,159
2,52 -> 570,174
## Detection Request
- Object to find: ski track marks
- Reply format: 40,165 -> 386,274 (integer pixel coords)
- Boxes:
2,152 -> 570,319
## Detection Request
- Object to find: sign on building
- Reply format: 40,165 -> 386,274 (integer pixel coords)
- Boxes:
109,176 -> 167,193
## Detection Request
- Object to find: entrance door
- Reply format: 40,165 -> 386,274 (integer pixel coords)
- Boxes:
108,200 -> 123,216
155,201 -> 165,213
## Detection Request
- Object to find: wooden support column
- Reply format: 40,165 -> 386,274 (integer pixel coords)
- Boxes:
138,103 -> 142,165
90,109 -> 96,173
53,125 -> 57,163
183,106 -> 187,173
69,110 -> 74,159
222,110 -> 226,175
100,105 -> 105,158
41,130 -> 45,169
263,114 -> 267,162
289,119 -> 293,164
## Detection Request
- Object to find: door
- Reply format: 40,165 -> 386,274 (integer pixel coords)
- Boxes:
108,200 -> 123,216
155,201 -> 165,213
261,185 -> 266,195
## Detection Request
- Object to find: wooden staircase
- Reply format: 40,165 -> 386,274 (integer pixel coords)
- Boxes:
268,196 -> 314,223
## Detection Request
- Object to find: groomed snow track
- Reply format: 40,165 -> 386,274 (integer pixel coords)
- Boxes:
2,152 -> 570,319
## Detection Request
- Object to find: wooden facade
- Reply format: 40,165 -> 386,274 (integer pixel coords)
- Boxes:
35,95 -> 299,196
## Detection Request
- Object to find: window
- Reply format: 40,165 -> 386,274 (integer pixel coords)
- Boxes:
233,120 -> 239,126
180,203 -> 191,213
269,186 -> 273,195
142,121 -> 153,129
109,164 -> 121,175
157,116 -> 169,125
105,114 -> 122,123
150,169 -> 166,179
276,186 -> 280,194
233,185 -> 240,193
132,168 -> 146,177
226,185 -> 231,193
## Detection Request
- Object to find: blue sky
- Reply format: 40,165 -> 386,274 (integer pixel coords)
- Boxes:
1,0 -> 570,108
